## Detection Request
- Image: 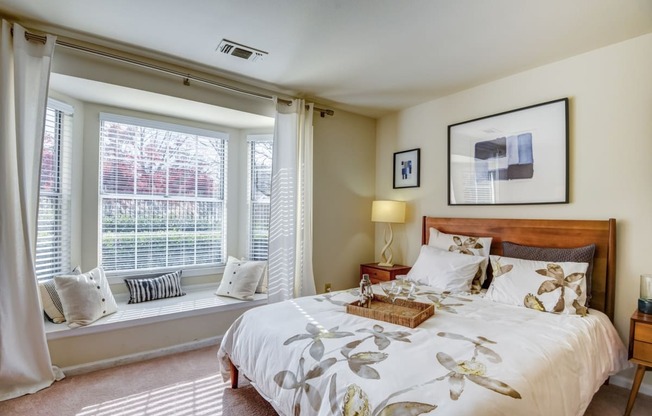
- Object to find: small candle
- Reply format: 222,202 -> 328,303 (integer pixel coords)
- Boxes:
641,274 -> 652,300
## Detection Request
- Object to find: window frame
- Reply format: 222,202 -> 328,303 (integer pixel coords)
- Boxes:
246,134 -> 273,261
35,99 -> 74,280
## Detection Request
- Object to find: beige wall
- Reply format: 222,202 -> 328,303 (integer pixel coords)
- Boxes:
375,33 -> 652,388
48,307 -> 252,369
313,111 -> 377,293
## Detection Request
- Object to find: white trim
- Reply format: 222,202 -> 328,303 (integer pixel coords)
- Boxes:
99,111 -> 229,140
60,336 -> 223,377
246,133 -> 273,143
45,285 -> 267,340
47,98 -> 74,115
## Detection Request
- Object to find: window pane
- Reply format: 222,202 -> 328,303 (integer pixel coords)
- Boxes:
249,202 -> 270,260
99,114 -> 227,273
197,136 -> 225,198
135,200 -> 167,269
134,126 -> 168,195
248,138 -> 272,261
196,201 -> 223,264
168,132 -> 197,197
101,198 -> 136,271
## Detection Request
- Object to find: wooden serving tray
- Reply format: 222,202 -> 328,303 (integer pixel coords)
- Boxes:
346,294 -> 434,328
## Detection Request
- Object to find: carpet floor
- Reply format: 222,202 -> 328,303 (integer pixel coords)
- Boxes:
0,345 -> 650,415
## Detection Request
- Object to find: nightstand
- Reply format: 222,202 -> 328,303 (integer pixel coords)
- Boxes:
360,263 -> 411,285
625,310 -> 652,416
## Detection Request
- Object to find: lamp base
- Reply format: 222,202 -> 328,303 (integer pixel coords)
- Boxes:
639,298 -> 652,314
378,262 -> 394,267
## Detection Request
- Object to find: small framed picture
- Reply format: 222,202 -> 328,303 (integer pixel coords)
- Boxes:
393,148 -> 420,189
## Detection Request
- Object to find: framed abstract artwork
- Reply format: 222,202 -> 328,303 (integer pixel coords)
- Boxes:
448,98 -> 568,205
393,148 -> 420,189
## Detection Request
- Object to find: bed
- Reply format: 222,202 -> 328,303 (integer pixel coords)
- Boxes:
218,217 -> 629,416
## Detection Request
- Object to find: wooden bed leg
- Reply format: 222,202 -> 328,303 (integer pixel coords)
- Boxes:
229,358 -> 239,389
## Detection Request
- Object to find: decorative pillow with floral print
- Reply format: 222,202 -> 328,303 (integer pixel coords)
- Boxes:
502,241 -> 595,307
486,255 -> 589,316
428,228 -> 492,293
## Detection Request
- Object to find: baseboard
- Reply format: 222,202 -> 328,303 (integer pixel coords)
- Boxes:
59,335 -> 222,377
610,374 -> 652,396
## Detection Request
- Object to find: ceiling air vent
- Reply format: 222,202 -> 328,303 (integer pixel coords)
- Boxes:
217,39 -> 267,62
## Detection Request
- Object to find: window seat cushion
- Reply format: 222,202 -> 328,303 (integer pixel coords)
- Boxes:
44,283 -> 267,340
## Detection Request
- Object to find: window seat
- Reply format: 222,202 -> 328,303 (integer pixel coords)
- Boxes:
44,284 -> 267,341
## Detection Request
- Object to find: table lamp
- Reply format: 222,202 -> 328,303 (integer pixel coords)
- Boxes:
371,200 -> 406,267
639,274 -> 652,314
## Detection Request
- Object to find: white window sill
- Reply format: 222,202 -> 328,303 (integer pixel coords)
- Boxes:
45,283 -> 267,341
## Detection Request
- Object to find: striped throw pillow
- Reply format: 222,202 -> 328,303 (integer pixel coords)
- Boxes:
39,278 -> 67,323
124,270 -> 185,304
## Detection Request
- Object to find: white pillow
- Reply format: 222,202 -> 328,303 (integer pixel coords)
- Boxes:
216,256 -> 266,300
428,228 -> 492,291
255,263 -> 269,294
39,265 -> 81,323
486,255 -> 588,315
54,267 -> 118,328
406,245 -> 485,293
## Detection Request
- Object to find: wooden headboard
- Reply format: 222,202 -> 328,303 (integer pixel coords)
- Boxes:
422,217 -> 617,321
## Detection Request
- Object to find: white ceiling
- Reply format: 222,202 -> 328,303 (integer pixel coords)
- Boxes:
2,0 -> 651,118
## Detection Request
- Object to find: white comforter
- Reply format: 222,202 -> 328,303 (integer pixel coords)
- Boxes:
218,286 -> 629,416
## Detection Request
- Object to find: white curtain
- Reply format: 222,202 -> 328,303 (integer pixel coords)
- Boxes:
0,21 -> 63,401
267,99 -> 316,303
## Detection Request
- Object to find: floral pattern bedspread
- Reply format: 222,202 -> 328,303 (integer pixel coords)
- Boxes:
218,286 -> 629,416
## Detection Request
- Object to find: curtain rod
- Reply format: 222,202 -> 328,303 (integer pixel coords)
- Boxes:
21,30 -> 335,117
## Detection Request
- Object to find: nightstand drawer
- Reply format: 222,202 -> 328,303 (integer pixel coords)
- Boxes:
633,340 -> 652,364
635,323 -> 652,342
362,266 -> 391,283
360,263 -> 411,285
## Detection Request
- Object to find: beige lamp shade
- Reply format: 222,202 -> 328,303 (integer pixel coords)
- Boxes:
371,200 -> 406,224
371,200 -> 406,267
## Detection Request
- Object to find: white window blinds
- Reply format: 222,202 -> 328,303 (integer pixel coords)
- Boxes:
36,99 -> 74,279
99,113 -> 228,273
247,135 -> 273,260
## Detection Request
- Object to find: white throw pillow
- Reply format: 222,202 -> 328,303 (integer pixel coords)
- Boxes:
406,245 -> 485,293
54,267 -> 118,328
486,255 -> 588,315
255,263 -> 269,294
428,227 -> 492,291
39,265 -> 81,323
216,256 -> 266,300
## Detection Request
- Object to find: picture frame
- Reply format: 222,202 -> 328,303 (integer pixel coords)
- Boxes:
448,98 -> 568,205
393,148 -> 420,189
